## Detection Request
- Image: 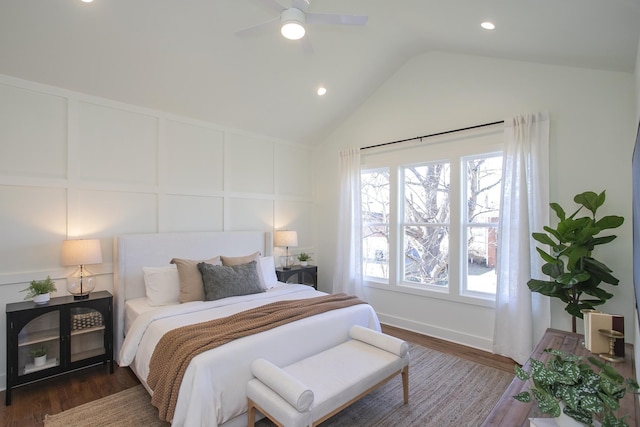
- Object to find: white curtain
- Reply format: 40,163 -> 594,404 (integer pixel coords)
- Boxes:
493,112 -> 551,364
332,148 -> 363,297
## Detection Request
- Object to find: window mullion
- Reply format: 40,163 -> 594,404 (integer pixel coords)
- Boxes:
389,165 -> 400,287
449,156 -> 462,296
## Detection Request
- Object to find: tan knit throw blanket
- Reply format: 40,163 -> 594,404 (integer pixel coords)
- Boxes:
147,293 -> 366,422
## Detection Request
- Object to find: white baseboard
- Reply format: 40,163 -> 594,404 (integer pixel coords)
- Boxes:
378,313 -> 494,353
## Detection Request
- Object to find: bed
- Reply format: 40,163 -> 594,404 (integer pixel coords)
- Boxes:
113,231 -> 381,427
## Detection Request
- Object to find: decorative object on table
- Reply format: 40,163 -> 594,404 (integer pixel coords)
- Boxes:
297,252 -> 312,266
30,346 -> 48,366
514,349 -> 639,427
584,311 -> 625,357
21,276 -> 57,304
598,329 -> 625,363
527,190 -> 624,332
61,238 -> 103,299
72,308 -> 104,331
274,230 -> 298,270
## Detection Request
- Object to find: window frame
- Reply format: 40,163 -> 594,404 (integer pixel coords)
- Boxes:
460,151 -> 503,299
399,160 -> 452,292
360,129 -> 503,308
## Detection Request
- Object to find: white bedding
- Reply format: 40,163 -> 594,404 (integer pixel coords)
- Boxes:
119,284 -> 380,427
124,297 -> 156,335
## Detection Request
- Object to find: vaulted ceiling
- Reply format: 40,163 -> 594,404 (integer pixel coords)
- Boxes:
1,0 -> 638,145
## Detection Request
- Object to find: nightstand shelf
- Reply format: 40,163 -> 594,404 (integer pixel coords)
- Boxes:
275,265 -> 318,289
5,290 -> 113,406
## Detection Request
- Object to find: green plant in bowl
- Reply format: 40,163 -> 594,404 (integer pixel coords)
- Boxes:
30,346 -> 47,358
297,253 -> 312,262
513,349 -> 638,426
21,276 -> 57,300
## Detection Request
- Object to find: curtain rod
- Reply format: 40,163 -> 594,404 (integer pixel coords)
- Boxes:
360,120 -> 505,151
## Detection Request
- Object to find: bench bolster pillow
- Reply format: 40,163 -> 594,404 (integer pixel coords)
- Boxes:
349,325 -> 409,357
250,358 -> 314,412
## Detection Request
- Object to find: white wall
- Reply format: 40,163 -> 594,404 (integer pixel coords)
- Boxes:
0,75 -> 314,390
314,51 -> 636,352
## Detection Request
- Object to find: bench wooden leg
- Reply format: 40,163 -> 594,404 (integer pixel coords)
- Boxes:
247,399 -> 257,427
402,365 -> 409,404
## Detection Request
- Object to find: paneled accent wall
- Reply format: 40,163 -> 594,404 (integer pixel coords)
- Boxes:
0,75 -> 314,390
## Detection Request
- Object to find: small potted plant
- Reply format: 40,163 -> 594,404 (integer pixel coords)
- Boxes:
30,346 -> 48,366
513,349 -> 639,426
21,276 -> 57,304
297,252 -> 312,267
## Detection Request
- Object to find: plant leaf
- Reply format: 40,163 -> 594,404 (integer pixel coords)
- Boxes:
532,232 -> 556,246
595,215 -> 624,230
574,191 -> 603,214
514,365 -> 530,381
513,391 -> 531,402
536,248 -> 559,265
533,388 -> 561,417
556,272 -> 590,286
550,202 -> 566,221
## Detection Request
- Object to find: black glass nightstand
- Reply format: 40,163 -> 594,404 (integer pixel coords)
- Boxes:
275,265 -> 317,289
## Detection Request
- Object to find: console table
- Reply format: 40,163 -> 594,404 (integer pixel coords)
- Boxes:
482,328 -> 639,426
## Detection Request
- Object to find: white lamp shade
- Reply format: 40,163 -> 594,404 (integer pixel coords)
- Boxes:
61,239 -> 103,266
274,230 -> 298,248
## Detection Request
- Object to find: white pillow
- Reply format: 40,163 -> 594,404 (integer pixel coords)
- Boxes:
142,265 -> 180,306
258,256 -> 279,288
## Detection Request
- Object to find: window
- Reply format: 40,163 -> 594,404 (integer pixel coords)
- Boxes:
463,154 -> 502,295
360,131 -> 503,302
361,168 -> 390,280
402,162 -> 450,287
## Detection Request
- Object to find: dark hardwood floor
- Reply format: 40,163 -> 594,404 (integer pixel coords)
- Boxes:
0,325 -> 515,427
1,364 -> 140,427
381,324 -> 516,373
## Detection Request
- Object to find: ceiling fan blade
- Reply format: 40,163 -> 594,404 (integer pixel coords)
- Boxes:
235,17 -> 279,38
251,0 -> 286,15
305,12 -> 368,26
291,0 -> 311,12
300,36 -> 314,54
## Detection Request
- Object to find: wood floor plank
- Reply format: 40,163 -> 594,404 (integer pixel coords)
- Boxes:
0,326 -> 515,427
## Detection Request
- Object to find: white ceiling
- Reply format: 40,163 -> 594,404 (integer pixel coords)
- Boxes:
1,0 -> 639,145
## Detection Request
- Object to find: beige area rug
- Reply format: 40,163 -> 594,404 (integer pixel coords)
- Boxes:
44,344 -> 513,427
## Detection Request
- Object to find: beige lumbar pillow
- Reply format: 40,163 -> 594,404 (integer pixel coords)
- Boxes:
171,256 -> 222,303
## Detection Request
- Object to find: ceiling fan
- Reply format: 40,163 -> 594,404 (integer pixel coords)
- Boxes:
236,0 -> 368,41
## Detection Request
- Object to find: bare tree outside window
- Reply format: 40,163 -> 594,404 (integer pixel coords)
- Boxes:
361,168 -> 390,279
403,163 -> 451,286
464,154 -> 502,294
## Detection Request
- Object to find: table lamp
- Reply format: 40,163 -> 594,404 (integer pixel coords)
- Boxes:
274,230 -> 298,270
61,239 -> 103,299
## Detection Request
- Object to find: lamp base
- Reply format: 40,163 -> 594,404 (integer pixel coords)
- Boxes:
73,294 -> 90,300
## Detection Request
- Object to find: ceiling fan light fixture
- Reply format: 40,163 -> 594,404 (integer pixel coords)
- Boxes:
281,8 -> 306,40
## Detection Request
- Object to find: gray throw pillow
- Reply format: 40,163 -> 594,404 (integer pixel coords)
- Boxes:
197,261 -> 265,301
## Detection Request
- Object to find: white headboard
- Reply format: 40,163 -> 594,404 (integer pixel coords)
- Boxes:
113,231 -> 272,358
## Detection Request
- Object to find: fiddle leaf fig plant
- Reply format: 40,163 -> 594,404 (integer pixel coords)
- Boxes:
527,191 -> 623,332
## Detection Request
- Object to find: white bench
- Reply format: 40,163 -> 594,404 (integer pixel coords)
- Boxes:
246,325 -> 410,427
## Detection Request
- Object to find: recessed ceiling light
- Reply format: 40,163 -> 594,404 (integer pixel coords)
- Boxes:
317,87 -> 327,96
481,21 -> 495,30
81,0 -> 94,3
